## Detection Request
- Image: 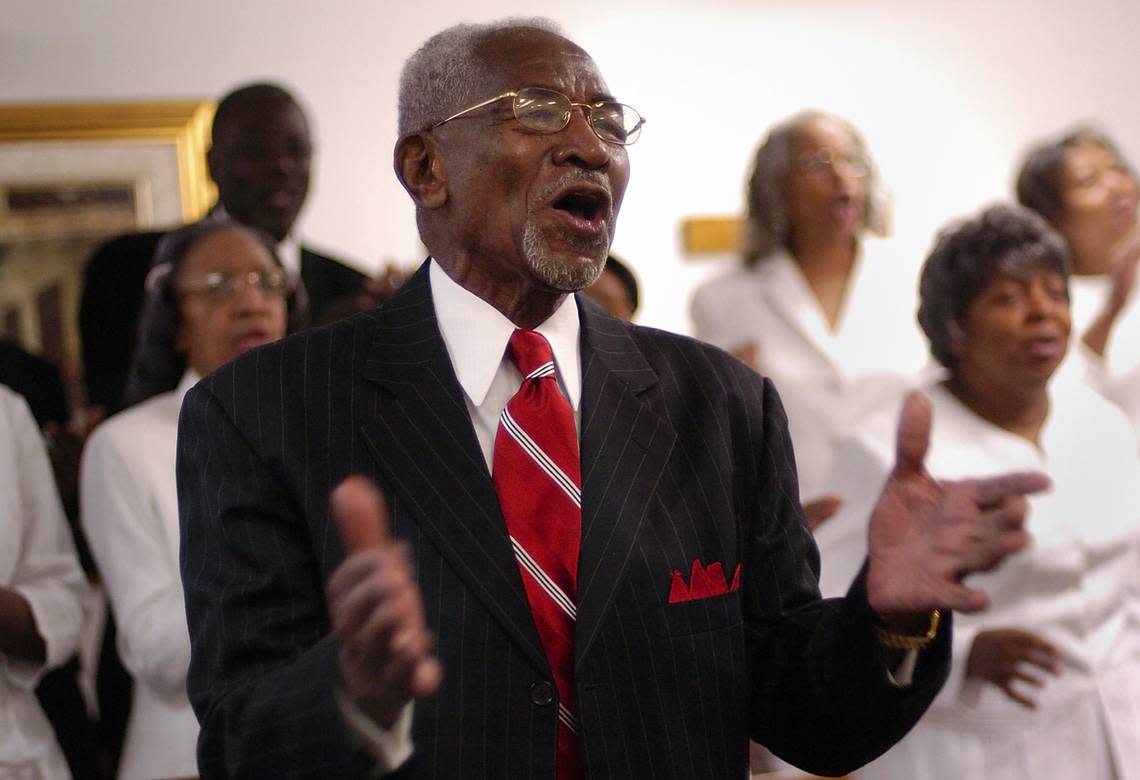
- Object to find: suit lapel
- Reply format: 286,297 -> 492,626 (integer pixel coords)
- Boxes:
358,264 -> 547,673
574,301 -> 676,665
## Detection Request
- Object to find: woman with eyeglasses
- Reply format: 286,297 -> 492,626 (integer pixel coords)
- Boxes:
691,111 -> 931,517
1016,128 -> 1140,435
814,204 -> 1140,779
79,220 -> 305,780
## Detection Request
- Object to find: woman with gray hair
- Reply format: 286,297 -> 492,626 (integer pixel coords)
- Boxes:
1016,127 -> 1140,434
690,111 -> 930,508
79,220 -> 302,779
813,203 -> 1140,780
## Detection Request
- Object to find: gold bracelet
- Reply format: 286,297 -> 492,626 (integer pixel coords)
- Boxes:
874,609 -> 941,651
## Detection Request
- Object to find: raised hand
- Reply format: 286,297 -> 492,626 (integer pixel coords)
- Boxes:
966,628 -> 1061,709
326,476 -> 442,728
1083,227 -> 1140,356
865,393 -> 1051,618
802,494 -> 843,532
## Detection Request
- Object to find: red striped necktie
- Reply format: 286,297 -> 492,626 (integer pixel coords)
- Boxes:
492,329 -> 582,778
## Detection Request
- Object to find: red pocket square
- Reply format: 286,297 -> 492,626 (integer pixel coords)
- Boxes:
668,559 -> 742,604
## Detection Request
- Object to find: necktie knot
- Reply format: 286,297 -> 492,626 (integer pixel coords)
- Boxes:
507,329 -> 556,380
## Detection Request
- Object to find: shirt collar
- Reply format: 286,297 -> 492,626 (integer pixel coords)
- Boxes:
175,369 -> 202,402
429,259 -> 581,410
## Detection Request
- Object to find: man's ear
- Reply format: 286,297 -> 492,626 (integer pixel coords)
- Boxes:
205,145 -> 220,185
394,133 -> 447,210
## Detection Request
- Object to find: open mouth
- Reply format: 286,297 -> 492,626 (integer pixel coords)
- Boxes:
234,329 -> 274,352
551,186 -> 611,234
1024,334 -> 1066,361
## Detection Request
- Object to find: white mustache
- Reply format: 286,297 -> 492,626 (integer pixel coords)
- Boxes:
534,170 -> 613,215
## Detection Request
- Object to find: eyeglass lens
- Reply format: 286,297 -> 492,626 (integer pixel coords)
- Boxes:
185,270 -> 288,301
797,148 -> 869,177
513,88 -> 642,145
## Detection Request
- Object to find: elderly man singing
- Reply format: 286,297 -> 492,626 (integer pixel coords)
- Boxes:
177,18 -> 1048,779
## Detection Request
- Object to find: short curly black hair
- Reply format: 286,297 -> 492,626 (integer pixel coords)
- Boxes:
917,204 -> 1070,370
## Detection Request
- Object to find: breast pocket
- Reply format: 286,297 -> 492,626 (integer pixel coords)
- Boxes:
658,588 -> 743,637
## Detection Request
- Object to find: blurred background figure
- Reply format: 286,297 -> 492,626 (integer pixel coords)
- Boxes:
79,81 -> 365,417
80,221 -> 302,780
583,253 -> 640,321
1016,127 -> 1140,434
690,110 -> 931,505
0,383 -> 89,780
0,339 -> 103,779
815,204 -> 1140,779
308,259 -> 414,326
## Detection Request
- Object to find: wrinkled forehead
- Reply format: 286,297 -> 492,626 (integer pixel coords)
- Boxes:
472,28 -> 612,100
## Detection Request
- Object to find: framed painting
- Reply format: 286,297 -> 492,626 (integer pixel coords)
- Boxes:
0,100 -> 215,409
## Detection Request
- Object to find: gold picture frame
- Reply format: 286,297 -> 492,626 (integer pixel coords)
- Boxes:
0,100 -> 216,409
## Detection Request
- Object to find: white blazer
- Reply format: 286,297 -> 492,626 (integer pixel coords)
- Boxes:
0,384 -> 87,780
80,372 -> 200,780
815,378 -> 1140,780
691,240 -> 933,499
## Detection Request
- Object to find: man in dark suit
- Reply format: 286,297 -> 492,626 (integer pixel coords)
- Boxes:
177,19 -> 1047,779
80,82 -> 366,414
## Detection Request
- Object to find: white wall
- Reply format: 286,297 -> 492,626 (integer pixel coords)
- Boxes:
5,0 -> 1140,335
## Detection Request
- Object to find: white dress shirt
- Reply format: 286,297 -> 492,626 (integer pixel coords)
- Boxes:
80,372 -> 201,780
815,378 -> 1140,780
430,259 -> 582,467
691,240 -> 936,500
0,384 -> 87,780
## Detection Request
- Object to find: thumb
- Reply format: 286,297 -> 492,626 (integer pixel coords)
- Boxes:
802,494 -> 843,531
894,391 -> 932,477
330,475 -> 390,553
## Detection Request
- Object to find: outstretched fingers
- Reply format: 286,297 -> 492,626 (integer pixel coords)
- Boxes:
972,470 -> 1052,507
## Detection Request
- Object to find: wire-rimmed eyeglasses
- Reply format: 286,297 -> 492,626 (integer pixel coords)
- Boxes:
793,148 -> 871,179
429,86 -> 645,146
177,269 -> 290,303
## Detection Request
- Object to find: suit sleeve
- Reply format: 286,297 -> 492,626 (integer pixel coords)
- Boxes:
739,374 -> 950,776
177,380 -> 399,780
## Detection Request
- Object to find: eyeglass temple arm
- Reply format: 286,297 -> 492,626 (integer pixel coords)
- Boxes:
430,92 -> 518,129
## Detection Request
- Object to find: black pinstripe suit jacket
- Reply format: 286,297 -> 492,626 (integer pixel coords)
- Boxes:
177,262 -> 950,779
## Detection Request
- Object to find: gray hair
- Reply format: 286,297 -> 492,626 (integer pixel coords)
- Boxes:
398,17 -> 565,137
743,110 -> 891,265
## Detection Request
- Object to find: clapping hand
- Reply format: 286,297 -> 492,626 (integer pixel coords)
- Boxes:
966,628 -> 1061,709
326,476 -> 442,728
865,392 -> 1051,619
1082,228 -> 1140,356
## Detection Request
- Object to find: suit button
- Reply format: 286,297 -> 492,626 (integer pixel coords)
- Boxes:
530,681 -> 555,706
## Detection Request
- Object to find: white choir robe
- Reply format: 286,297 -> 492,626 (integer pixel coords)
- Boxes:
690,239 -> 935,501
815,377 -> 1140,780
80,372 -> 200,780
0,385 -> 88,780
1068,274 -> 1140,439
